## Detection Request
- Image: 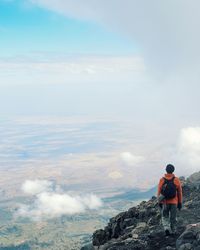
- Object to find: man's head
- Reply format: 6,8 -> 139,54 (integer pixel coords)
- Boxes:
166,164 -> 175,174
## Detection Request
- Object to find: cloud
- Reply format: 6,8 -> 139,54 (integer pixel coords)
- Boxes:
0,54 -> 144,85
3,1 -> 200,124
28,0 -> 200,77
120,152 -> 144,166
177,127 -> 200,174
20,1 -> 200,123
21,179 -> 53,195
17,179 -> 103,220
0,55 -> 144,74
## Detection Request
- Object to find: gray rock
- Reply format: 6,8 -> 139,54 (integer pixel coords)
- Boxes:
176,223 -> 200,250
92,172 -> 200,250
131,222 -> 147,235
81,243 -> 95,250
178,243 -> 193,250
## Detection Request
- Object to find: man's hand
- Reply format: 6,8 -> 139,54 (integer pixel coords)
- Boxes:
177,203 -> 182,211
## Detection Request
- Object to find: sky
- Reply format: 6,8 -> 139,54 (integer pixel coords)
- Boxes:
0,0 -> 146,117
0,0 -> 200,121
0,1 -> 139,56
1,0 -> 200,181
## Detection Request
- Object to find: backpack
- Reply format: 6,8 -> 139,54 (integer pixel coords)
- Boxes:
161,177 -> 177,199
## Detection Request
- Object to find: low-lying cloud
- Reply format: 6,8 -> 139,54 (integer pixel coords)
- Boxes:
17,179 -> 103,220
177,127 -> 200,175
21,179 -> 53,195
0,55 -> 144,85
120,152 -> 144,166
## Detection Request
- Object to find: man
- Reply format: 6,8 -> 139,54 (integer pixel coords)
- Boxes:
157,164 -> 182,236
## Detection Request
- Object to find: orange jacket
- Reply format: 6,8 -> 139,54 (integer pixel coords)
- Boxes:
157,173 -> 182,204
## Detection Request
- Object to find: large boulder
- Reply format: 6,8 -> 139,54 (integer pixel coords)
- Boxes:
176,223 -> 200,250
187,172 -> 200,188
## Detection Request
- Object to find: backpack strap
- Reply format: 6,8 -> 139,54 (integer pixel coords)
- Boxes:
163,177 -> 168,184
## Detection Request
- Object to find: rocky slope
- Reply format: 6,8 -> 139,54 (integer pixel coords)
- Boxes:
83,173 -> 200,250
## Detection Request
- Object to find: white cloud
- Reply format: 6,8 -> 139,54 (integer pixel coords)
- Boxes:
179,127 -> 200,151
178,127 -> 200,174
79,194 -> 103,210
0,55 -> 144,74
0,55 -> 145,85
17,179 -> 103,220
21,179 -> 53,195
120,152 -> 144,166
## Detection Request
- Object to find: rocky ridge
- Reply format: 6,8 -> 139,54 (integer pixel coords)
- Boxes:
83,173 -> 200,250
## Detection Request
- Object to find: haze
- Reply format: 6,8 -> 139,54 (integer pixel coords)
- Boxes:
0,0 -> 200,193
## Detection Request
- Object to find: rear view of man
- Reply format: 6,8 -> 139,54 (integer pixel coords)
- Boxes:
157,164 -> 182,236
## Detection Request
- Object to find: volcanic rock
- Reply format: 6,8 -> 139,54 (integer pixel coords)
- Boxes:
91,171 -> 200,250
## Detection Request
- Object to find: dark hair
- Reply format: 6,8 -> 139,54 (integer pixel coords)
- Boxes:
166,164 -> 175,173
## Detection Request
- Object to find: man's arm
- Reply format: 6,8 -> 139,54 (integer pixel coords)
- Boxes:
157,178 -> 164,206
177,178 -> 183,210
177,178 -> 183,203
157,178 -> 164,198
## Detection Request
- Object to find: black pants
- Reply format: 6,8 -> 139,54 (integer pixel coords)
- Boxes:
161,204 -> 177,232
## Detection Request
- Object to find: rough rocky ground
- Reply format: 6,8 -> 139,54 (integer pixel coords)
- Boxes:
82,173 -> 200,250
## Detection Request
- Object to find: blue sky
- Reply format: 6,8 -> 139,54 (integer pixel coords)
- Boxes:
0,0 -> 138,57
